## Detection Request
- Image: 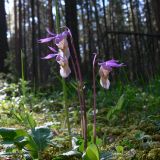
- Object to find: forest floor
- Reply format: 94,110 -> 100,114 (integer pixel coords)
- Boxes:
0,73 -> 160,160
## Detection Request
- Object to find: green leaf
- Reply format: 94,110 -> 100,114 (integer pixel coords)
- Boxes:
84,144 -> 100,160
91,136 -> 102,146
25,135 -> 39,158
14,136 -> 29,150
25,113 -> 37,129
0,127 -> 53,159
30,126 -> 53,151
107,95 -> 125,121
0,127 -> 27,144
0,127 -> 30,154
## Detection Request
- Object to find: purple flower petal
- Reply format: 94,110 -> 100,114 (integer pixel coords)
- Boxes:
107,59 -> 119,63
56,55 -> 61,61
99,59 -> 125,70
41,54 -> 58,59
38,37 -> 55,43
106,61 -> 124,68
56,54 -> 66,62
55,35 -> 64,44
48,46 -> 58,53
55,31 -> 69,44
62,30 -> 69,37
60,26 -> 72,37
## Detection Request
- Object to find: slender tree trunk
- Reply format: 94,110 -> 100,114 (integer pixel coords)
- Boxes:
36,0 -> 41,83
93,0 -> 101,53
31,0 -> 37,86
145,0 -> 154,77
23,0 -> 27,79
86,0 -> 93,76
65,0 -> 80,63
18,0 -> 22,76
48,0 -> 54,31
151,0 -> 160,33
0,0 -> 9,72
102,0 -> 109,58
129,0 -> 142,78
80,2 -> 86,64
151,0 -> 160,71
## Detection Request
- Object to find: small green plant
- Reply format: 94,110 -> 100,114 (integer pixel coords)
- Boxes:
0,125 -> 53,159
107,94 -> 125,121
116,145 -> 124,154
83,144 -> 100,160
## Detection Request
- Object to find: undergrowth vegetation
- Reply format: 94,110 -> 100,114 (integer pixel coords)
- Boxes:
0,73 -> 160,159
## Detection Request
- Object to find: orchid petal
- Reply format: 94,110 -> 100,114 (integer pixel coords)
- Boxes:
98,59 -> 124,69
60,26 -> 72,37
106,61 -> 124,68
38,37 -> 55,43
41,54 -> 58,59
48,46 -> 58,53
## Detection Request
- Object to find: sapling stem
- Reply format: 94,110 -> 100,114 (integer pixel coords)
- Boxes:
21,50 -> 26,105
93,53 -> 98,144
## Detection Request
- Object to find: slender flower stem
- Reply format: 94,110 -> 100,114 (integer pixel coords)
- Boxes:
70,38 -> 87,150
93,53 -> 98,144
55,0 -> 71,145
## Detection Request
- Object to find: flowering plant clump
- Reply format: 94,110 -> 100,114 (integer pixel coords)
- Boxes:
98,59 -> 124,89
92,56 -> 124,144
38,28 -> 71,78
38,23 -> 125,153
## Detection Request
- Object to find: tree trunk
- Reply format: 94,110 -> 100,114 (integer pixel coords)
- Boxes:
151,0 -> 160,73
129,0 -> 142,78
48,0 -> 54,32
18,0 -> 22,76
36,0 -> 41,83
0,0 -> 9,72
31,0 -> 37,85
151,0 -> 160,32
65,0 -> 80,63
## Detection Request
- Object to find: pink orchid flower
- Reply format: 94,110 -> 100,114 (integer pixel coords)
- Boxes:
98,59 -> 124,89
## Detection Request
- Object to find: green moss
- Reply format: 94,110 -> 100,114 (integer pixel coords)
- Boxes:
147,148 -> 160,160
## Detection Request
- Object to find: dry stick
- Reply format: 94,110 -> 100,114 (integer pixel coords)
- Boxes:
70,38 -> 87,150
93,53 -> 98,144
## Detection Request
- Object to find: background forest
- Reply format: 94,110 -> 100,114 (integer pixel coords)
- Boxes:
1,0 -> 160,83
0,0 -> 160,160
